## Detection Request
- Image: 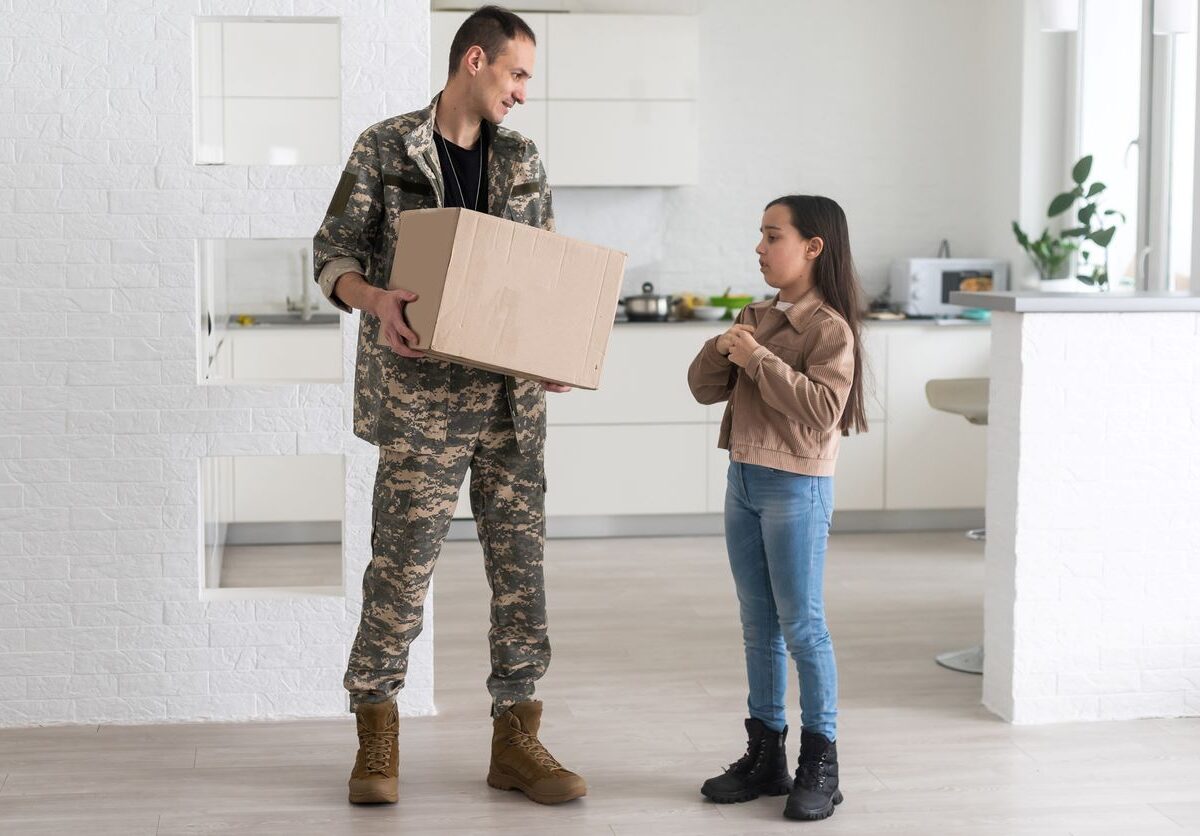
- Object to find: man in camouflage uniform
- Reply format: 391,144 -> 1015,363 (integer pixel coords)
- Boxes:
312,5 -> 586,806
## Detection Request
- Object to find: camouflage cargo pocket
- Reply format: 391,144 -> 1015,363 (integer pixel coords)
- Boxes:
383,170 -> 438,227
504,180 -> 543,227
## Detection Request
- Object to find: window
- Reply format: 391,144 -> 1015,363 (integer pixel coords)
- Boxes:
1076,0 -> 1198,290
1166,24 -> 1196,290
194,17 -> 341,166
202,455 -> 344,594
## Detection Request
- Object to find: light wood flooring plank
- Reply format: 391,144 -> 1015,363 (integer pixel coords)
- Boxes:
1,532 -> 1198,834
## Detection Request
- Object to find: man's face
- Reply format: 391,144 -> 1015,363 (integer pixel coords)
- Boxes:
472,35 -> 535,125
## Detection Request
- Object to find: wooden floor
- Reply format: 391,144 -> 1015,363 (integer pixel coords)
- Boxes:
218,543 -> 342,589
3,531 -> 1199,834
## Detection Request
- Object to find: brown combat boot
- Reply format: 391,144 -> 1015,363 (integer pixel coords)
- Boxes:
348,700 -> 399,804
487,700 -> 587,804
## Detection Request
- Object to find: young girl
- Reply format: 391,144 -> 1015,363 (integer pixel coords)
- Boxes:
687,195 -> 867,822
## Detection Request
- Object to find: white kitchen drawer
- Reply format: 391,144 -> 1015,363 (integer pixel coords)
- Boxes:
884,328 -> 990,509
228,327 -> 342,383
705,422 -> 729,513
548,325 -> 714,425
833,428 -> 885,511
546,424 -> 708,516
546,15 -> 697,100
548,100 -> 698,186
860,327 -> 887,422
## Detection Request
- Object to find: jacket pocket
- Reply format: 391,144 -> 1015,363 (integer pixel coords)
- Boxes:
382,171 -> 437,229
383,171 -> 435,197
764,342 -> 803,369
504,182 -> 544,227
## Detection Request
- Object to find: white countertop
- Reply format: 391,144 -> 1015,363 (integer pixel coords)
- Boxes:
950,290 -> 1200,313
614,316 -> 988,328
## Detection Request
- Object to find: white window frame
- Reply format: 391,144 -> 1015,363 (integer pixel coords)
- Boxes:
1075,0 -> 1200,292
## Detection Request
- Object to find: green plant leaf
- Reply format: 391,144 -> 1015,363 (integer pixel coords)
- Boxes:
1078,273 -> 1096,284
1087,181 -> 1106,197
1011,221 -> 1029,247
1048,192 -> 1077,217
1072,155 -> 1093,184
1078,204 -> 1097,225
1090,227 -> 1117,247
1062,226 -> 1089,237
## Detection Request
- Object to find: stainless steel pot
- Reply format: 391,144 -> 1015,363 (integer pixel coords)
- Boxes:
622,282 -> 672,322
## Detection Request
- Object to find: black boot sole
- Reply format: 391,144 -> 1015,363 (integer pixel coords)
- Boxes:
783,788 -> 843,820
701,779 -> 793,804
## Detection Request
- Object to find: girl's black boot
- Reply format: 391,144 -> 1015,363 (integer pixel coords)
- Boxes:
700,718 -> 793,803
783,730 -> 843,820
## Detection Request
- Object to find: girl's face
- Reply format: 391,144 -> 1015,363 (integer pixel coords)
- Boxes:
756,204 -> 823,297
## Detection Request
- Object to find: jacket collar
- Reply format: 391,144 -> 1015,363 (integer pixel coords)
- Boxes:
775,285 -> 827,333
405,94 -> 521,214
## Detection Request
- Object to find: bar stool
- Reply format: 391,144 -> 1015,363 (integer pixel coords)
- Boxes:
924,377 -> 988,675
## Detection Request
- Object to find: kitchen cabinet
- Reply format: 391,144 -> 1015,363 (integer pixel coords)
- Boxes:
546,15 -> 698,100
217,326 -> 342,383
545,424 -> 708,516
833,429 -> 886,511
429,11 -> 698,186
547,326 -> 709,425
884,328 -> 991,509
451,321 -> 990,525
455,324 -> 714,519
548,101 -> 698,187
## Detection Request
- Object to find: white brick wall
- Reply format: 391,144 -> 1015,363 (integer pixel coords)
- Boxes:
0,1 -> 435,727
983,311 -> 1200,723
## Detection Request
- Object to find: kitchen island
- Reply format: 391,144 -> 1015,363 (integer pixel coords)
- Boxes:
951,291 -> 1200,724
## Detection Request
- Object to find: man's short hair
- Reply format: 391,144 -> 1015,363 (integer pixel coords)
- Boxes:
447,5 -> 536,78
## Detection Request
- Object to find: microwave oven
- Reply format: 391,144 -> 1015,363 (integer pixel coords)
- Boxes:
889,258 -> 1008,317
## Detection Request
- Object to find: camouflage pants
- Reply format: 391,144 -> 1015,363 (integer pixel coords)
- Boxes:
344,368 -> 549,716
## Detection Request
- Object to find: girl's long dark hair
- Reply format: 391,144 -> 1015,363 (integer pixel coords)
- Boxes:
765,195 -> 868,435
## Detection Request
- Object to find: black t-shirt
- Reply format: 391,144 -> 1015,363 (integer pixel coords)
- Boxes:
433,126 -> 489,212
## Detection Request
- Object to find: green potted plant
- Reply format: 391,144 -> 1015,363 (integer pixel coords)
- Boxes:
1012,154 -> 1125,291
1011,222 -> 1077,282
1050,155 -> 1125,291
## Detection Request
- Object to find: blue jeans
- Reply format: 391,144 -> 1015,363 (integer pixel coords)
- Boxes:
724,461 -> 838,740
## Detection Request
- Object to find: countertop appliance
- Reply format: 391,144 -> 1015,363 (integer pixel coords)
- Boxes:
890,258 -> 1009,317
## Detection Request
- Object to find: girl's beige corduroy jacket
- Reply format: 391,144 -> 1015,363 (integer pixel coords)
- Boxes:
687,287 -> 855,477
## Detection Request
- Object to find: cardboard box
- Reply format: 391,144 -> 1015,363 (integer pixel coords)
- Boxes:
382,208 -> 626,390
